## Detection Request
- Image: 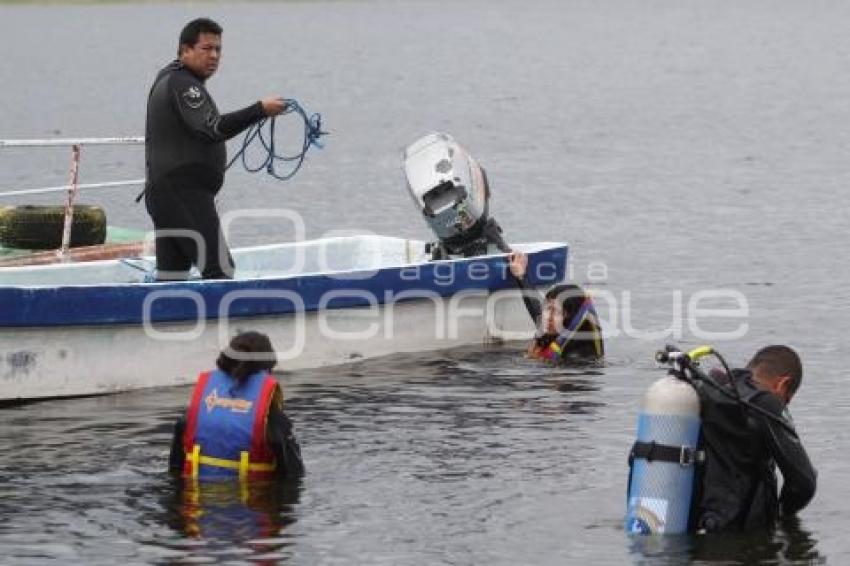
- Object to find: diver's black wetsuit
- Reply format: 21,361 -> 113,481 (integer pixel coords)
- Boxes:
168,406 -> 305,480
144,60 -> 265,280
692,369 -> 816,532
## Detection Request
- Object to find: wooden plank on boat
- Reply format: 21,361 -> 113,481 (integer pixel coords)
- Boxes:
0,241 -> 150,267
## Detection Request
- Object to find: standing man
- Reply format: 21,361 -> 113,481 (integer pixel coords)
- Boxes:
145,18 -> 286,280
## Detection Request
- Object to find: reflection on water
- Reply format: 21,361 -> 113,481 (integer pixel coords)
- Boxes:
0,341 -> 836,563
159,479 -> 301,561
628,517 -> 824,565
0,345 -> 612,563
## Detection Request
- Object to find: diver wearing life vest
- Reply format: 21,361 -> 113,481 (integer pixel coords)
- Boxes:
168,331 -> 304,480
508,251 -> 604,362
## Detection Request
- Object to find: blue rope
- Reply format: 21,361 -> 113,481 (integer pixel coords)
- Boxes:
227,99 -> 326,181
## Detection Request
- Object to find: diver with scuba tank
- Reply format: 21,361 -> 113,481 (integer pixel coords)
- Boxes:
626,344 -> 816,535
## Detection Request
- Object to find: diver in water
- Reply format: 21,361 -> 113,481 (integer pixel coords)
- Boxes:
169,331 -> 304,480
508,251 -> 604,362
691,345 -> 816,533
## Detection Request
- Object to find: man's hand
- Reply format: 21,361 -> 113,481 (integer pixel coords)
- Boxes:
508,251 -> 528,279
261,96 -> 287,117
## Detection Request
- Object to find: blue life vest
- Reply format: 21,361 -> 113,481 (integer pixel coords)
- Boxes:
183,369 -> 279,480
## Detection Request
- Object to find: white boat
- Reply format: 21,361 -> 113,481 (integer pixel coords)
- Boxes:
0,235 -> 567,401
0,131 -> 571,401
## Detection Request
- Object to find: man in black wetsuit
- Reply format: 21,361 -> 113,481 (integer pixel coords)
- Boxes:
692,345 -> 816,533
145,18 -> 286,280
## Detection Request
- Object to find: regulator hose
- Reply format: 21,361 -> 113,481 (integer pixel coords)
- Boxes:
658,345 -> 796,434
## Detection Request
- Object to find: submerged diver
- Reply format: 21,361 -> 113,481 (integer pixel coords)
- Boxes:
508,251 -> 604,362
691,345 -> 816,533
169,331 -> 304,480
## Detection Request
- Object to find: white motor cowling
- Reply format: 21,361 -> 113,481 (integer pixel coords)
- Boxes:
402,133 -> 509,259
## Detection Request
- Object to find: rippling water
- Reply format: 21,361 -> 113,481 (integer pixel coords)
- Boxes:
1,0 -> 848,563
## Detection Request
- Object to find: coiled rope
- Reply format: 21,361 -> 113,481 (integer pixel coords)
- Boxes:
226,99 -> 326,181
134,99 -> 325,202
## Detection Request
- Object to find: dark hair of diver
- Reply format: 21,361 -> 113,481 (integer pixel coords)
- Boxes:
216,331 -> 277,383
178,18 -> 223,54
545,284 -> 589,324
747,345 -> 803,398
535,284 -> 591,345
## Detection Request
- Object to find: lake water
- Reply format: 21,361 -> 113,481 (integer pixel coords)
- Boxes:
0,0 -> 848,563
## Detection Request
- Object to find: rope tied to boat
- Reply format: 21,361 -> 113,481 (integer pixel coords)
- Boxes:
227,99 -> 327,181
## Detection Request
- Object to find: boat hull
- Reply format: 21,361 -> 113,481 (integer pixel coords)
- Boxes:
0,236 -> 566,401
1,292 -> 535,400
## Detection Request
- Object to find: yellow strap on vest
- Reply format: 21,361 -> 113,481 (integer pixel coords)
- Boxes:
186,444 -> 276,478
189,444 -> 201,479
239,451 -> 250,480
570,311 -> 605,358
589,318 -> 603,357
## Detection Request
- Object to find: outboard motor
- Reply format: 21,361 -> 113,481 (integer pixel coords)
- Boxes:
625,346 -> 711,535
402,133 -> 511,259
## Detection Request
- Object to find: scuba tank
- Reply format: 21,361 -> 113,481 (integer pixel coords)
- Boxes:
625,346 -> 713,535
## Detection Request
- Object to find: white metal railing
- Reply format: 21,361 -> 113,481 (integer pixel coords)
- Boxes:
0,137 -> 144,148
0,179 -> 144,199
0,136 -> 144,259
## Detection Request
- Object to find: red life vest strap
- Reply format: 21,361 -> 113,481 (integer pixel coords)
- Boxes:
183,370 -> 213,456
249,376 -> 279,466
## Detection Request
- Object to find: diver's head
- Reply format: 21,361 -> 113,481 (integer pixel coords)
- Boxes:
746,345 -> 802,404
542,284 -> 589,335
217,331 -> 277,382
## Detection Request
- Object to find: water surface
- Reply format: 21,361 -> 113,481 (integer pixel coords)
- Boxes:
0,0 -> 847,563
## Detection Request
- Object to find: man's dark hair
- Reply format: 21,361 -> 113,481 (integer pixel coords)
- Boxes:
746,345 -> 803,396
178,18 -> 222,51
217,331 -> 277,383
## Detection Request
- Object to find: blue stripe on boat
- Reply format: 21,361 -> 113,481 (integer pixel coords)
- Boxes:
0,247 -> 566,327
